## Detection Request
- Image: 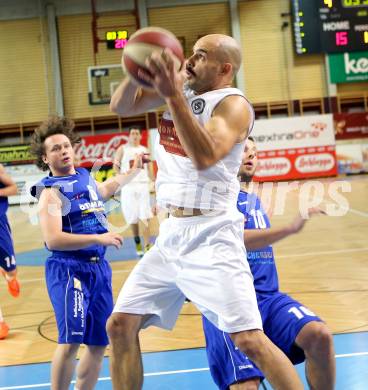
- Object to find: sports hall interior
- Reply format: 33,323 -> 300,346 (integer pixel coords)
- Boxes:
0,0 -> 367,389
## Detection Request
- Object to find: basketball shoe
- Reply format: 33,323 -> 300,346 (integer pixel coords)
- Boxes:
1,270 -> 20,298
135,242 -> 144,258
0,321 -> 9,339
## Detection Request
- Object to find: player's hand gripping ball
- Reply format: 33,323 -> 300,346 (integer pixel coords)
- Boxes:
122,27 -> 184,89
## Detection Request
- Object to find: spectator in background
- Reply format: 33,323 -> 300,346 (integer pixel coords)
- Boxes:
113,127 -> 153,257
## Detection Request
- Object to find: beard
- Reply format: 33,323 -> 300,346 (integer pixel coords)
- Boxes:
238,171 -> 254,184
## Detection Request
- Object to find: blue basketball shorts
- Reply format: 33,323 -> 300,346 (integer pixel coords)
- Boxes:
203,291 -> 323,389
45,256 -> 113,345
0,214 -> 16,272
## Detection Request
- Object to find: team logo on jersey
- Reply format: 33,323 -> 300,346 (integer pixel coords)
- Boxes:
191,98 -> 205,114
73,277 -> 82,291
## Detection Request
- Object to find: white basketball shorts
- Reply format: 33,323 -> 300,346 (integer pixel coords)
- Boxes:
120,182 -> 153,225
113,210 -> 262,333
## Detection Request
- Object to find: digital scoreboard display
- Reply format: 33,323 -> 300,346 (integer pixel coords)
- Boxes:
292,0 -> 368,54
106,30 -> 129,49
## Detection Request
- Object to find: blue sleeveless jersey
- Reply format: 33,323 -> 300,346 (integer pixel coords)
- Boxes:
237,191 -> 279,294
30,167 -> 108,258
0,181 -> 9,215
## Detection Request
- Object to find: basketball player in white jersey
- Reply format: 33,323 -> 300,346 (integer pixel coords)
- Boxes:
107,33 -> 303,390
113,127 -> 153,256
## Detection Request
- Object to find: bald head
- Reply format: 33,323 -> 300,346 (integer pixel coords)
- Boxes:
196,34 -> 242,76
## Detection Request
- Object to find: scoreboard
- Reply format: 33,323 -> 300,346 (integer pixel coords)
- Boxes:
106,30 -> 129,49
292,0 -> 368,54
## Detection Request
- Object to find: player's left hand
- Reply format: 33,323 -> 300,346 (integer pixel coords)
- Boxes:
289,207 -> 326,234
139,49 -> 184,98
130,153 -> 144,170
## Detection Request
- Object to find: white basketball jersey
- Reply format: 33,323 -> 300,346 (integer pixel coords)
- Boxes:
120,144 -> 149,183
155,87 -> 254,211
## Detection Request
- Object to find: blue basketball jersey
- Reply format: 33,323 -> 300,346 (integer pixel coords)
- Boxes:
30,167 -> 108,258
237,191 -> 279,294
203,191 -> 323,389
0,180 -> 9,215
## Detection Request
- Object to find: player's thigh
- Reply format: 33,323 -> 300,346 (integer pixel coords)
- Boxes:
120,187 -> 139,221
0,218 -> 16,272
177,222 -> 261,333
84,261 -> 113,346
114,245 -> 185,330
45,258 -> 91,344
137,184 -> 153,219
261,293 -> 323,364
0,246 -> 16,273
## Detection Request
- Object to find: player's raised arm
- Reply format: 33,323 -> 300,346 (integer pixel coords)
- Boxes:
97,153 -> 143,201
169,93 -> 251,169
109,78 -> 165,117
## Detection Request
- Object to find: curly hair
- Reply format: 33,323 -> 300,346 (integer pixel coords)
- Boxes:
30,116 -> 81,171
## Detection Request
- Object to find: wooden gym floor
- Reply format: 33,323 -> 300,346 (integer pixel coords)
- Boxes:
0,175 -> 367,367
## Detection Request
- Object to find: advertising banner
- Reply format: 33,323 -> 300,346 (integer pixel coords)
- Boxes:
336,144 -> 364,174
252,114 -> 337,181
0,145 -> 32,165
75,130 -> 148,168
333,113 -> 368,140
4,164 -> 44,205
328,52 -> 368,83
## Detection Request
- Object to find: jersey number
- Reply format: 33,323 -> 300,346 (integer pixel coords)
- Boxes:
4,255 -> 16,268
249,210 -> 267,229
288,306 -> 316,320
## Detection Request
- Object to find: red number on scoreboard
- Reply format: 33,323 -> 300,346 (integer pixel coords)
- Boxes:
336,32 -> 348,46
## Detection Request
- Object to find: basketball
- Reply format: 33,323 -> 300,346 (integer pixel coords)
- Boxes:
122,27 -> 184,89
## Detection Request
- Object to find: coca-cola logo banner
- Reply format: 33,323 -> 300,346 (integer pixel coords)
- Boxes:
74,131 -> 148,168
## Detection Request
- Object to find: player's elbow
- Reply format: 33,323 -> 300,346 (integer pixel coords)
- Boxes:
109,98 -> 123,115
45,238 -> 58,251
192,151 -> 218,170
45,239 -> 57,251
45,235 -> 64,251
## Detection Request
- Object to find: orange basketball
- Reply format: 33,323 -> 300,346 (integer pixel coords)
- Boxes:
122,27 -> 184,89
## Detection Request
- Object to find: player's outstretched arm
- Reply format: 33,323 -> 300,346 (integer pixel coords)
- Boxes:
38,188 -> 123,250
244,227 -> 297,250
244,208 -> 326,250
97,154 -> 143,201
142,50 -> 251,169
109,78 -> 165,117
0,164 -> 17,197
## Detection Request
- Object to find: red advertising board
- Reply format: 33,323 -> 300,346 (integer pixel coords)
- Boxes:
252,114 -> 337,181
74,130 -> 148,168
333,113 -> 368,140
255,146 -> 337,181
